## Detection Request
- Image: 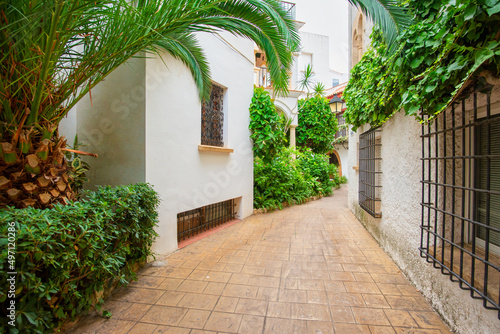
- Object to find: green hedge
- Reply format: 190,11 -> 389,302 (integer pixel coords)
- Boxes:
254,148 -> 342,210
0,183 -> 159,334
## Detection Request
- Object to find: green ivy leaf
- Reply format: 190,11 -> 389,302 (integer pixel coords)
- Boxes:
464,5 -> 477,20
486,3 -> 500,16
24,312 -> 38,325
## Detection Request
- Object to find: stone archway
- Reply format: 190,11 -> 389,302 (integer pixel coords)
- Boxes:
274,102 -> 297,148
328,149 -> 342,177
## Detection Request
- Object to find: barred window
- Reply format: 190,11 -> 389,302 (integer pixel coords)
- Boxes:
336,113 -> 347,139
359,127 -> 382,218
177,199 -> 236,242
201,83 -> 225,147
420,84 -> 500,317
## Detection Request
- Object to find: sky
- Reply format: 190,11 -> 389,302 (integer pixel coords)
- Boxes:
293,0 -> 349,74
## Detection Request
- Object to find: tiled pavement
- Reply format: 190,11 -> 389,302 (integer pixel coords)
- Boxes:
69,185 -> 452,334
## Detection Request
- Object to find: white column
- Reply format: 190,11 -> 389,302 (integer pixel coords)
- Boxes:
290,125 -> 297,148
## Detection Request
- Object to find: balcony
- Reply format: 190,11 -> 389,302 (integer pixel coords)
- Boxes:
280,1 -> 296,20
254,66 -> 271,88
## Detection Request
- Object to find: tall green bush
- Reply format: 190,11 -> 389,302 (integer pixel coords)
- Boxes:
254,148 -> 315,210
296,96 -> 338,154
254,147 -> 342,210
249,87 -> 287,161
0,183 -> 159,334
296,148 -> 336,196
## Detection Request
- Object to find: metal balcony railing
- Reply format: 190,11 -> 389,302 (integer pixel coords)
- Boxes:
280,1 -> 296,20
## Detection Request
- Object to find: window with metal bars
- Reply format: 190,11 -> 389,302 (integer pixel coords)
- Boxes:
177,199 -> 236,242
201,83 -> 225,147
420,84 -> 500,317
336,113 -> 347,139
359,127 -> 382,218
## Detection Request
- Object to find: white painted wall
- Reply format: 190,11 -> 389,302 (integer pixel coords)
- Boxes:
63,32 -> 255,256
61,57 -> 147,188
145,32 -> 254,254
298,32 -> 339,90
348,112 -> 500,334
293,0 -> 348,73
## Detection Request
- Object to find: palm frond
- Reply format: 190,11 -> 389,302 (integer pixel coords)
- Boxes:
0,0 -> 300,138
297,64 -> 315,95
313,82 -> 325,96
348,0 -> 411,52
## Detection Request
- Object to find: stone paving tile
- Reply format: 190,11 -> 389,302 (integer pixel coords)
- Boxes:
128,322 -> 158,334
140,305 -> 188,326
238,314 -> 265,333
204,311 -> 242,333
66,185 -> 452,334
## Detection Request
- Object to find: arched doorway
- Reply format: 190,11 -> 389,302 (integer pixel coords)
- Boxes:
328,149 -> 342,177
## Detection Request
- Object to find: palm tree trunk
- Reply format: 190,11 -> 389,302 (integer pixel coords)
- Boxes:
0,134 -> 75,209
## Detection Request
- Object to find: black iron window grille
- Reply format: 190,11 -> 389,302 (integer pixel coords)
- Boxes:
201,83 -> 225,147
336,113 -> 347,139
177,199 -> 236,242
420,84 -> 500,317
359,127 -> 382,218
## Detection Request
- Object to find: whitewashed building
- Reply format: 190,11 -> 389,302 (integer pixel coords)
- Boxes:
60,31 -> 255,254
254,1 -> 348,149
347,6 -> 500,334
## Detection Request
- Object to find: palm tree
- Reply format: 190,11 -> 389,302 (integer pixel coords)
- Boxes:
297,64 -> 315,97
0,0 -> 300,208
348,0 -> 411,52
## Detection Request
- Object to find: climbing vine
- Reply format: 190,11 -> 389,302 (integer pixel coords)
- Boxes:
344,0 -> 500,130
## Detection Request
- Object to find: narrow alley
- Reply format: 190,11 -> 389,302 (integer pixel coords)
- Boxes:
70,186 -> 451,334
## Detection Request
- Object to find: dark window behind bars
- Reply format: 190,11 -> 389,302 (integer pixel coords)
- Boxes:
359,127 -> 382,218
177,199 -> 236,242
420,85 -> 500,317
336,113 -> 347,139
201,83 -> 224,147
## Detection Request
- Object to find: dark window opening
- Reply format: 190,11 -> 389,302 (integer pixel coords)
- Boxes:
329,153 -> 339,165
201,83 -> 225,147
420,86 -> 500,317
336,113 -> 347,140
359,127 -> 382,218
177,199 -> 236,242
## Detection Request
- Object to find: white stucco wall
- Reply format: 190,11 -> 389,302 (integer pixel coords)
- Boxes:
298,32 -> 334,89
145,32 -> 254,254
61,57 -> 147,188
63,32 -> 255,256
294,0 -> 348,73
348,112 -> 500,334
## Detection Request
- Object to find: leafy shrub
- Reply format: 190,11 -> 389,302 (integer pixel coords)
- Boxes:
254,148 -> 341,210
249,87 -> 288,161
330,167 -> 348,189
296,148 -> 336,196
0,183 -> 159,334
296,95 -> 338,154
